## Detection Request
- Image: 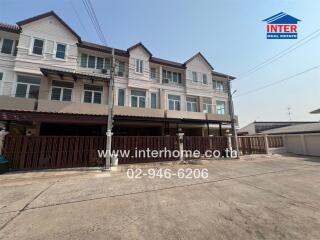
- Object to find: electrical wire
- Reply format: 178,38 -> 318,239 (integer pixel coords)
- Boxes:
234,64 -> 320,98
238,27 -> 320,79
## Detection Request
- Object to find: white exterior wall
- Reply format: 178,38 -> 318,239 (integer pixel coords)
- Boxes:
14,15 -> 79,75
0,31 -> 20,96
0,13 -> 232,118
284,133 -> 320,156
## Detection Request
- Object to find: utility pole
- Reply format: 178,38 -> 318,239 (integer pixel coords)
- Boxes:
105,48 -> 115,170
228,78 -> 240,159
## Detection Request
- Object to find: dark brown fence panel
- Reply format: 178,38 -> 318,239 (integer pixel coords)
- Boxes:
238,136 -> 266,155
184,136 -> 228,157
268,136 -> 284,148
112,136 -> 178,164
2,135 -> 181,170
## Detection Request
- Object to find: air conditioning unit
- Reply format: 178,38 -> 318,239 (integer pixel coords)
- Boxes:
101,69 -> 110,74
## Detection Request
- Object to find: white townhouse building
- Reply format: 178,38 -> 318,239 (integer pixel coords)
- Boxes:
0,11 -> 236,136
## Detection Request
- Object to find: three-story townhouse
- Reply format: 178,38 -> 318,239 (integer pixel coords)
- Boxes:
0,11 -> 236,136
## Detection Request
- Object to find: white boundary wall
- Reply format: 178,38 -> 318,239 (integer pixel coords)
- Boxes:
282,133 -> 320,157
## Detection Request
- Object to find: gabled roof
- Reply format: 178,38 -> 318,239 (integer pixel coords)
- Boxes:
263,12 -> 301,24
0,22 -> 20,33
184,52 -> 214,70
16,11 -> 81,42
150,57 -> 185,69
212,71 -> 236,80
78,41 -> 128,57
127,42 -> 152,56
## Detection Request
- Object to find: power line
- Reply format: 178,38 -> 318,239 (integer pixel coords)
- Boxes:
82,0 -> 107,45
234,64 -> 320,98
238,28 -> 320,80
69,0 -> 90,40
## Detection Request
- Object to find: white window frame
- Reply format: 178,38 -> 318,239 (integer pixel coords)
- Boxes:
150,92 -> 157,109
216,101 -> 225,115
135,59 -> 143,73
202,73 -> 208,85
192,71 -> 198,83
50,85 -> 73,102
162,69 -> 182,84
214,80 -> 225,92
131,90 -> 146,108
88,55 -> 96,69
202,98 -> 213,113
168,95 -> 181,111
83,89 -> 102,104
117,88 -> 126,106
0,38 -> 14,55
150,67 -> 157,80
30,37 -> 45,56
54,42 -> 67,60
186,96 -> 198,112
96,57 -> 105,70
15,82 -> 40,99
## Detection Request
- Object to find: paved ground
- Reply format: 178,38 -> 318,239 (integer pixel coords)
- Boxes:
0,154 -> 320,240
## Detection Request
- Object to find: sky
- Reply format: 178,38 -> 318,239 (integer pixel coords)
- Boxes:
1,0 -> 320,127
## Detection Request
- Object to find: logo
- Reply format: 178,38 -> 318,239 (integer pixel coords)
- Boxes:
263,12 -> 301,39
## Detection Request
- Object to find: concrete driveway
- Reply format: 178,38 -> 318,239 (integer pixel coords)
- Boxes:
0,154 -> 320,240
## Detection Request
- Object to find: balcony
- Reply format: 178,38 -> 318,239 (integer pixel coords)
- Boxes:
114,106 -> 165,118
0,96 -> 36,111
37,100 -> 108,115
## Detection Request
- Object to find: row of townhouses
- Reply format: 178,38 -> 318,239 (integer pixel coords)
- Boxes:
0,11 -> 236,136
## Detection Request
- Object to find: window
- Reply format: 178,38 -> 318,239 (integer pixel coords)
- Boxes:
118,89 -> 125,106
15,75 -> 40,99
216,100 -> 225,115
55,43 -> 66,59
151,93 -> 157,109
1,39 -> 14,54
117,61 -> 125,77
150,67 -> 156,80
51,80 -> 73,102
105,58 -> 111,70
83,84 -> 103,104
13,40 -> 19,56
80,54 -> 88,67
202,74 -> 208,84
213,80 -> 225,92
192,71 -> 198,83
135,59 -> 143,73
32,39 -> 44,55
186,96 -> 198,112
203,97 -> 212,113
88,55 -> 96,68
131,90 -> 146,108
96,57 -> 104,69
168,95 -> 181,111
162,69 -> 182,84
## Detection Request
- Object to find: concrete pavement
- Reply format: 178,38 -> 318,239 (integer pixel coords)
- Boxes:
0,154 -> 320,239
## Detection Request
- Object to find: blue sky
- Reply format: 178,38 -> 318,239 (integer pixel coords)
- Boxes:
2,0 -> 320,127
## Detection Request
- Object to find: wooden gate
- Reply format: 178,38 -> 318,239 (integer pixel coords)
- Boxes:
184,136 -> 228,156
237,136 -> 266,155
2,135 -> 179,170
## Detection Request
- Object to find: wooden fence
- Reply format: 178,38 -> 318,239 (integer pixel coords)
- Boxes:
2,134 -> 275,170
184,136 -> 228,156
268,136 -> 284,148
238,136 -> 266,155
2,135 -> 179,170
